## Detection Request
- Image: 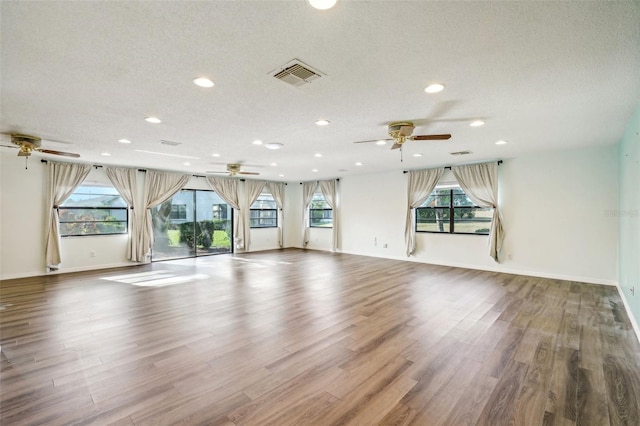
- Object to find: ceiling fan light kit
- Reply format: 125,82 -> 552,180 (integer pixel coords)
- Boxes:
2,133 -> 80,159
353,121 -> 451,151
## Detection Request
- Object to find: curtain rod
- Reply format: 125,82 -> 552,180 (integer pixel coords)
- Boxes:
299,178 -> 340,184
39,159 -> 287,184
403,160 -> 502,173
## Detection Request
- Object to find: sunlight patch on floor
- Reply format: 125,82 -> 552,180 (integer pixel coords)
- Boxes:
101,271 -> 209,287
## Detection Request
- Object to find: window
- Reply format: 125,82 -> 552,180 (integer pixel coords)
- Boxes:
170,204 -> 187,220
416,186 -> 492,234
310,192 -> 333,228
59,184 -> 128,236
250,193 -> 277,228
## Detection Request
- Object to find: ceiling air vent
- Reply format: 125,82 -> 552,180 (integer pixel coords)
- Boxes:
160,140 -> 181,146
271,59 -> 323,87
450,150 -> 472,156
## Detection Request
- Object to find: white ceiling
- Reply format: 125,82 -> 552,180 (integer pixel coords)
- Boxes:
2,1 -> 639,181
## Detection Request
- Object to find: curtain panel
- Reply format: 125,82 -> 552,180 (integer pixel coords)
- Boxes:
140,171 -> 191,261
206,176 -> 242,248
104,167 -> 142,262
242,180 -> 267,252
45,161 -> 92,269
266,182 -> 286,248
302,181 -> 318,247
319,179 -> 340,252
452,161 -> 504,262
405,168 -> 444,257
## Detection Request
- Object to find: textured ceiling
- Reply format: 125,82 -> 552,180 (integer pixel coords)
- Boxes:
1,1 -> 639,181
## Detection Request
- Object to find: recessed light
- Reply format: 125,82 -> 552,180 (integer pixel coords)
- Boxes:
425,83 -> 445,94
265,143 -> 284,150
470,120 -> 485,127
312,169 -> 319,172
308,0 -> 337,10
145,116 -> 162,124
315,119 -> 330,126
278,174 -> 284,177
270,162 -> 278,166
495,140 -> 508,145
376,140 -> 387,146
183,162 -> 191,166
413,153 -> 423,157
314,153 -> 323,158
355,162 -> 363,166
211,153 -> 221,157
252,140 -> 263,145
101,152 -> 111,156
193,77 -> 214,88
118,138 -> 131,144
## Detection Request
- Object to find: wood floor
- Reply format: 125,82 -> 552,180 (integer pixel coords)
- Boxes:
1,249 -> 639,425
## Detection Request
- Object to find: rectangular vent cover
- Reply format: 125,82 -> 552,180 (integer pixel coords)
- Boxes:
450,150 -> 472,156
160,140 -> 181,146
271,59 -> 323,87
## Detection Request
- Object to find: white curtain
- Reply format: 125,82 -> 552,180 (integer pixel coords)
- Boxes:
319,179 -> 340,252
104,167 -> 143,262
405,168 -> 444,257
242,180 -> 267,252
141,171 -> 191,260
452,162 -> 504,262
206,176 -> 242,247
266,181 -> 285,248
45,161 -> 92,269
302,181 -> 318,247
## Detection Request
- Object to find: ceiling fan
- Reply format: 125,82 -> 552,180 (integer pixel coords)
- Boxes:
1,133 -> 80,158
206,163 -> 260,176
354,121 -> 451,150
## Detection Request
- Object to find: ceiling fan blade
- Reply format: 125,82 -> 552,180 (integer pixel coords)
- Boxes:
353,139 -> 393,144
391,142 -> 402,150
411,134 -> 452,141
0,144 -> 18,149
239,171 -> 260,175
205,171 -> 229,174
37,148 -> 80,158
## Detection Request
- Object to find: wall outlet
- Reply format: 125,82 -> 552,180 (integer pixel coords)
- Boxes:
374,237 -> 377,246
383,243 -> 388,248
631,286 -> 635,296
89,250 -> 95,258
508,254 -> 513,260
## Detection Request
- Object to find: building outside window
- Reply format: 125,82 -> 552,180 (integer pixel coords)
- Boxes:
59,184 -> 128,236
250,192 -> 277,228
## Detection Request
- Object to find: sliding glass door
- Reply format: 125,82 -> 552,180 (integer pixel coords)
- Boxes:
151,190 -> 233,261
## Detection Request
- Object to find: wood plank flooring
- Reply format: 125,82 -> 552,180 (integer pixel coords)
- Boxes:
1,249 -> 639,425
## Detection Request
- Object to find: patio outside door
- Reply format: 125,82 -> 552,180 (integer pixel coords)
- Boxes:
151,189 -> 233,261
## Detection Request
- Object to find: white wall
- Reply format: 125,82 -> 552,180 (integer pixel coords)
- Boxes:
0,156 -> 284,279
1,153 -> 48,278
283,182 -> 302,248
618,102 -> 640,333
340,145 -> 619,285
1,144 -> 619,284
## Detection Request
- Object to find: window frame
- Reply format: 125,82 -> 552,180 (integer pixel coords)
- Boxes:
249,192 -> 278,229
170,204 -> 187,221
58,184 -> 129,237
415,186 -> 492,235
309,192 -> 333,228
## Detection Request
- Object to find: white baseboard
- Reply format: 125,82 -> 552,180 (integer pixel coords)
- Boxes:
1,261 -> 143,281
338,249 -> 617,286
616,284 -> 640,344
